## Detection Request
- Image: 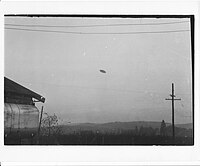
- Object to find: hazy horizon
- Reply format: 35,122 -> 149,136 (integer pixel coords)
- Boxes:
5,16 -> 192,124
59,120 -> 192,125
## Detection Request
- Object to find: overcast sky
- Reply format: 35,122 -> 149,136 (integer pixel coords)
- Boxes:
4,16 -> 192,124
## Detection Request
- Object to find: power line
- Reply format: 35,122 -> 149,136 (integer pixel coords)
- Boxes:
23,80 -> 185,96
176,93 -> 191,96
5,20 -> 189,28
25,81 -> 153,94
5,27 -> 190,35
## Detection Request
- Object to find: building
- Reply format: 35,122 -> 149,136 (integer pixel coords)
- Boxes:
4,77 -> 45,144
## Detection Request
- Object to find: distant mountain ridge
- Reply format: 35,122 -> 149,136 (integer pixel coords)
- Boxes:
176,123 -> 193,129
61,121 -> 192,130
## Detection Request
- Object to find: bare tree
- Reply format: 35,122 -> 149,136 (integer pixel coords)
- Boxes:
41,113 -> 62,137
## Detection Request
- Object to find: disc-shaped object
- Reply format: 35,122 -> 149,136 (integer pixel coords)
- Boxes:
100,69 -> 106,73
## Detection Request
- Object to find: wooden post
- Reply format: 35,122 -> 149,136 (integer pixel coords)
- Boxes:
171,83 -> 175,141
37,106 -> 43,144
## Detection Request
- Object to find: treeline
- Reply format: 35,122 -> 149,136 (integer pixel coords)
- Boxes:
4,127 -> 193,145
60,125 -> 193,138
38,132 -> 193,145
4,117 -> 193,145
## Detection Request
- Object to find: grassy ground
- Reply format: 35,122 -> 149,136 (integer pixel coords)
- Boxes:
4,131 -> 193,145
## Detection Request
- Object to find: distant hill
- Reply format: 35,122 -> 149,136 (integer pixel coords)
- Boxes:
62,121 -> 165,129
98,121 -> 169,130
176,123 -> 193,129
62,121 -> 192,129
60,121 -> 192,135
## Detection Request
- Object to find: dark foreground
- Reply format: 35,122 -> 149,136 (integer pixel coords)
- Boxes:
4,131 -> 193,145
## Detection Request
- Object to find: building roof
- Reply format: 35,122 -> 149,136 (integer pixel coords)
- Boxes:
4,77 -> 45,103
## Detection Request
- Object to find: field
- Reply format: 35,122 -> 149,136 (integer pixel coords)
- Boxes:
4,121 -> 193,145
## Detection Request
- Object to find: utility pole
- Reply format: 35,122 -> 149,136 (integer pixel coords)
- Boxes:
37,106 -> 44,144
165,83 -> 181,144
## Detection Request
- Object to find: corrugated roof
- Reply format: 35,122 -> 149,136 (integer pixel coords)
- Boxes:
4,77 -> 45,103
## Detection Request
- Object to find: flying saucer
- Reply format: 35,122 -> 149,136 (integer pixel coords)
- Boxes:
100,69 -> 106,73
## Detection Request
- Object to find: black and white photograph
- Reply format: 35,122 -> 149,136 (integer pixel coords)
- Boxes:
4,15 -> 194,146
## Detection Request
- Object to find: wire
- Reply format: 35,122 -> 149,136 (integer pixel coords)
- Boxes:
5,20 -> 189,28
23,80 -> 181,96
5,27 -> 190,35
25,81 -> 151,94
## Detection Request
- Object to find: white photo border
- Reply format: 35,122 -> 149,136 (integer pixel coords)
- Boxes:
0,0 -> 200,164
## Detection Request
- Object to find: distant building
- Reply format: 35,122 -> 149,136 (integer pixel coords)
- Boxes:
4,77 -> 45,141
